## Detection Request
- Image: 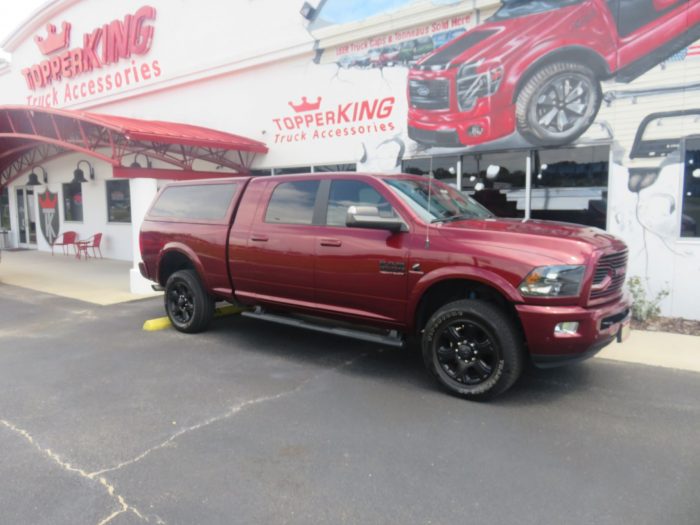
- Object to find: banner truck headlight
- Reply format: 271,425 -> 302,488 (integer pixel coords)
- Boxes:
519,265 -> 585,297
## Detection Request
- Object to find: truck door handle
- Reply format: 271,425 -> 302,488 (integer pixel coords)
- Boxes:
250,234 -> 269,242
320,238 -> 342,247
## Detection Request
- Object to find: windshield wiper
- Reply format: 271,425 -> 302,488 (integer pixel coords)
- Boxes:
430,213 -> 474,224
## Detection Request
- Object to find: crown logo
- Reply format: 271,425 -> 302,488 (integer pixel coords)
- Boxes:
38,190 -> 58,210
34,22 -> 71,56
288,96 -> 322,113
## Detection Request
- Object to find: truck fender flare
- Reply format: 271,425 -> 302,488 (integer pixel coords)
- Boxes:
157,243 -> 208,289
408,266 -> 522,327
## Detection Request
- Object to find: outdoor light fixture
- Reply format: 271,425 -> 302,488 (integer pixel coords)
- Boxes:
73,159 -> 94,184
27,165 -> 48,186
300,1 -> 317,20
129,152 -> 152,169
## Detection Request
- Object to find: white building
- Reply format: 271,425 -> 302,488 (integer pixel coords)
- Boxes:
0,0 -> 698,319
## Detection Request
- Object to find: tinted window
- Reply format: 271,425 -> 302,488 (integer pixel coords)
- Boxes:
150,183 -> 238,221
326,180 -> 397,226
265,180 -> 320,225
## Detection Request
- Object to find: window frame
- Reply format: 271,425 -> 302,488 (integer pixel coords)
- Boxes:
263,179 -> 323,226
105,179 -> 132,224
679,136 -> 700,242
62,182 -> 84,223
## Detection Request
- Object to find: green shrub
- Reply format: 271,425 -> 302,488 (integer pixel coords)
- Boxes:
627,276 -> 669,322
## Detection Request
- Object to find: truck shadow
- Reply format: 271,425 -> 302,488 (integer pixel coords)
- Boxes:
211,315 -> 598,404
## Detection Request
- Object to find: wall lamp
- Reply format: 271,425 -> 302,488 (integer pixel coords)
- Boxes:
27,165 -> 48,186
72,159 -> 94,184
300,1 -> 317,20
130,152 -> 152,169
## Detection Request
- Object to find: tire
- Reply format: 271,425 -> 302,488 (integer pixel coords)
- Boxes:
164,269 -> 215,333
422,300 -> 523,400
515,61 -> 601,146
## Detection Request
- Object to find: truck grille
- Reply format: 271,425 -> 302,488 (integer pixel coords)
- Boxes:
590,249 -> 628,301
409,79 -> 450,110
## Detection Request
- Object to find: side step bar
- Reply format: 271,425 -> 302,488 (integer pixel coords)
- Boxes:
241,308 -> 405,348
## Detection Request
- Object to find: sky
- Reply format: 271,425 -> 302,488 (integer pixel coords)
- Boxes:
0,0 -> 48,58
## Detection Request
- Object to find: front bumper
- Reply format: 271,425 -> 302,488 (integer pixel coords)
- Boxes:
516,294 -> 632,368
407,102 -> 515,147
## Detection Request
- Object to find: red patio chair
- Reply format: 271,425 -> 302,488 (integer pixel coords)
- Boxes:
76,233 -> 103,259
52,231 -> 78,256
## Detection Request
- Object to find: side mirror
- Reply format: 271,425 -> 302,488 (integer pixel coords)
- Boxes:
346,205 -> 405,233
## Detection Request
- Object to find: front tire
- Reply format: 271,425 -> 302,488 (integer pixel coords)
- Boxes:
422,300 -> 523,400
164,269 -> 215,333
515,62 -> 601,146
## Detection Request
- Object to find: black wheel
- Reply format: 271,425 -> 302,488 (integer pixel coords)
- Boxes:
422,300 -> 523,400
515,62 -> 601,146
164,269 -> 215,333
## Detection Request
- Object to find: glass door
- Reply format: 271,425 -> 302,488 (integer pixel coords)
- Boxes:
16,187 -> 37,247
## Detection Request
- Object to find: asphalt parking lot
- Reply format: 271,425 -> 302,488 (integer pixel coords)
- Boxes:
1,283 -> 699,525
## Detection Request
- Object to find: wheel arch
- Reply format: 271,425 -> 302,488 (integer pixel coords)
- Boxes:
512,46 -> 610,104
157,244 -> 206,288
410,269 -> 524,336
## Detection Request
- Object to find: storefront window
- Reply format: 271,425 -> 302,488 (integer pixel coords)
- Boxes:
106,180 -> 131,223
314,164 -> 357,172
273,166 -> 312,175
0,189 -> 9,229
682,138 -> 700,238
402,156 -> 459,186
458,146 -> 609,227
63,183 -> 83,222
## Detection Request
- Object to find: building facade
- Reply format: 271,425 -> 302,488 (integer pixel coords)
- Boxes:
0,0 -> 699,319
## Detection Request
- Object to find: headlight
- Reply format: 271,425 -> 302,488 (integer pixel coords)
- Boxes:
519,265 -> 585,297
456,61 -> 503,111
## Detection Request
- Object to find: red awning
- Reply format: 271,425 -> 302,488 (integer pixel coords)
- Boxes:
0,105 -> 267,188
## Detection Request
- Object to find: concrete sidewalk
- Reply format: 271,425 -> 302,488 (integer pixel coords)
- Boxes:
1,248 -> 698,372
0,249 -> 159,305
597,330 -> 700,373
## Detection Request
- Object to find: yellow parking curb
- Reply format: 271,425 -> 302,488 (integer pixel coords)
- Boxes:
142,305 -> 245,331
143,317 -> 172,331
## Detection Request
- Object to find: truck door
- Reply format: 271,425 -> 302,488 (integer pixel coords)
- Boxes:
314,178 -> 409,325
233,178 -> 322,306
606,0 -> 691,70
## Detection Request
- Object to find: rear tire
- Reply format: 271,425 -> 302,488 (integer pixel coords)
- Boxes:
422,300 -> 523,400
164,269 -> 215,333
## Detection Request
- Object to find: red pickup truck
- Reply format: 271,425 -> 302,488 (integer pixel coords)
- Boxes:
139,173 -> 631,399
408,0 -> 700,147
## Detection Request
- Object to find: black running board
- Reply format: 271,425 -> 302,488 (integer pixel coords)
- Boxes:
241,308 -> 405,348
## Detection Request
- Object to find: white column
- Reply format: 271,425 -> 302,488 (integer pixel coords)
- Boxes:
129,178 -> 159,294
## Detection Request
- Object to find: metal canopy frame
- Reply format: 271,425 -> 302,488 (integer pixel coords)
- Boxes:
0,106 -> 268,190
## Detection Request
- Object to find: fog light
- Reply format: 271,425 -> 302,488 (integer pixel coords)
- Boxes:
554,322 -> 579,336
467,125 -> 483,136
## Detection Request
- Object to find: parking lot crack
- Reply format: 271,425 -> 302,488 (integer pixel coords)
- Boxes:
0,419 -> 155,525
90,353 -> 369,477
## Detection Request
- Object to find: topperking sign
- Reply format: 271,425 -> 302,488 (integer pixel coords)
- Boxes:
23,5 -> 161,107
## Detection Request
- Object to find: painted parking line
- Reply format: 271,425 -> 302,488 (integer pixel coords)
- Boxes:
142,305 -> 245,331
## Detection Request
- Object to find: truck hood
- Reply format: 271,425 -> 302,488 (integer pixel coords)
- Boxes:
415,3 -> 586,70
437,218 -> 626,264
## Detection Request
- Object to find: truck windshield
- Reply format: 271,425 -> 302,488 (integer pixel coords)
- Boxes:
384,177 -> 492,223
490,0 -> 584,21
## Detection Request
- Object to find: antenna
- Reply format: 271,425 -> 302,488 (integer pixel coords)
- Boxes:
425,156 -> 433,248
